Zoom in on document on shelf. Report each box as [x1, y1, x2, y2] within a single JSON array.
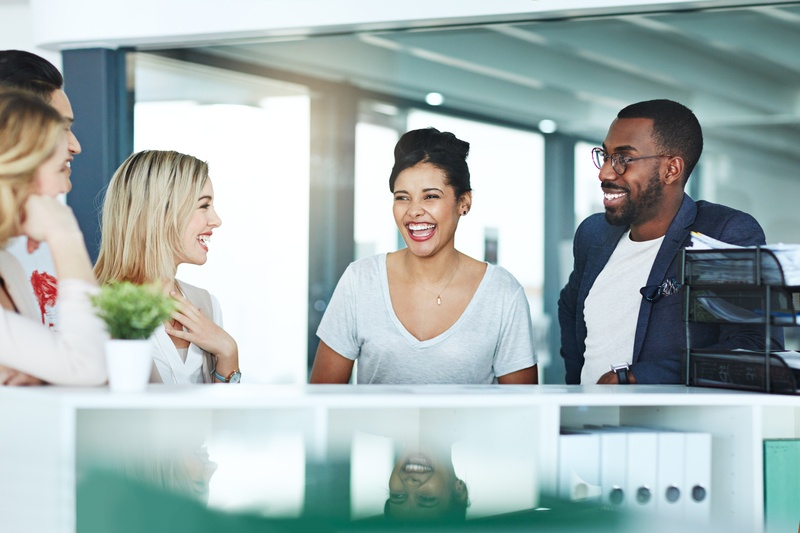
[[689, 232, 800, 286], [727, 350, 800, 372], [763, 243, 800, 286], [773, 351, 800, 371], [687, 232, 744, 250], [696, 295, 763, 323]]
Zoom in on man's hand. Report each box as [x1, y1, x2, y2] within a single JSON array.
[[596, 369, 637, 384]]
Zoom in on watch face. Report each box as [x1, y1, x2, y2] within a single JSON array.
[[229, 371, 241, 384]]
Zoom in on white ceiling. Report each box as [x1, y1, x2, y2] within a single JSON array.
[[175, 3, 800, 166]]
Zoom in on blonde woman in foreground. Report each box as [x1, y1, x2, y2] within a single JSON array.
[[0, 89, 107, 385], [94, 150, 239, 384]]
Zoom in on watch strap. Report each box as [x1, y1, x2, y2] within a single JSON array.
[[611, 363, 631, 385], [214, 369, 240, 383]]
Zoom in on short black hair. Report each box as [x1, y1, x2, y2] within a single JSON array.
[[0, 50, 64, 102], [617, 99, 703, 183], [389, 127, 472, 199]]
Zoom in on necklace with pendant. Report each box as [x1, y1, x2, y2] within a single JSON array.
[[404, 251, 460, 305]]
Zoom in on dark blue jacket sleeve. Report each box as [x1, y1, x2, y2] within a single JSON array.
[[558, 221, 589, 385]]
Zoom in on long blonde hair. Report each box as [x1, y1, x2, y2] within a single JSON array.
[[94, 150, 209, 285], [0, 89, 65, 246]]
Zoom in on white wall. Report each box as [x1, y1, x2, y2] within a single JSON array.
[[700, 146, 800, 245], [0, 1, 59, 68]]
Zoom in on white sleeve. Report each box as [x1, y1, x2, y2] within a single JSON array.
[[492, 276, 538, 377], [315, 263, 360, 360], [0, 279, 108, 385]]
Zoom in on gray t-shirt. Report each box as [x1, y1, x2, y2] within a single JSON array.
[[316, 254, 537, 384]]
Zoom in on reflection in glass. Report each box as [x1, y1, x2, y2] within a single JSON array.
[[120, 438, 217, 504], [386, 444, 469, 522], [74, 406, 669, 530], [341, 408, 540, 521], [77, 410, 217, 505]]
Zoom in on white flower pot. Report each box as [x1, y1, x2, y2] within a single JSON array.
[[105, 339, 152, 392]]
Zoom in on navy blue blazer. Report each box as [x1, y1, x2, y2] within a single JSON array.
[[558, 193, 783, 384]]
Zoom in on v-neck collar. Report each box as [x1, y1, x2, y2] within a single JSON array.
[[378, 253, 494, 347]]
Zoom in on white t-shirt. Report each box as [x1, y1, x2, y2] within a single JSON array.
[[5, 237, 59, 329], [317, 254, 537, 384], [581, 231, 664, 384]]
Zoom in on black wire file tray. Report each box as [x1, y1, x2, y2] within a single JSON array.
[[682, 247, 800, 394]]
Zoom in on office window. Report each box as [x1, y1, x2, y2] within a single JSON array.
[[408, 111, 545, 313], [354, 121, 400, 259], [133, 53, 310, 385], [574, 140, 603, 228]]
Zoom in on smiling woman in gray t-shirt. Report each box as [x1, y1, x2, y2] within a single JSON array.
[[309, 127, 537, 385]]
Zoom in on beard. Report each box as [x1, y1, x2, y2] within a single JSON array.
[[603, 168, 664, 227]]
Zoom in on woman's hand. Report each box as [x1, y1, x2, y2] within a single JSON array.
[[165, 291, 239, 377], [20, 195, 81, 244], [20, 195, 95, 284], [0, 364, 46, 386]]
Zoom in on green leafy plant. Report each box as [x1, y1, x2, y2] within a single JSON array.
[[91, 281, 176, 340]]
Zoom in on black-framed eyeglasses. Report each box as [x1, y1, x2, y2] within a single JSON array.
[[591, 147, 671, 175]]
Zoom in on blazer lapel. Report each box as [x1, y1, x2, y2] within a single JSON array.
[[632, 194, 697, 361]]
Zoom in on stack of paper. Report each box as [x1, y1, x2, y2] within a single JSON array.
[[688, 232, 800, 286]]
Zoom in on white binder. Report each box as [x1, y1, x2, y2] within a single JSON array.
[[683, 432, 712, 522], [558, 429, 601, 502], [597, 429, 628, 509], [625, 430, 659, 514], [656, 431, 685, 518]]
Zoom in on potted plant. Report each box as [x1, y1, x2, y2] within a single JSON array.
[[91, 281, 176, 391]]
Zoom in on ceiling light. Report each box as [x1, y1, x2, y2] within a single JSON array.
[[538, 119, 558, 134], [425, 92, 444, 106]]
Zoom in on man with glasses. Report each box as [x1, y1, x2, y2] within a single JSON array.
[[558, 99, 779, 385]]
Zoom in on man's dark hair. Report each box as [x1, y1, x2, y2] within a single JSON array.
[[617, 99, 703, 183], [0, 50, 64, 102]]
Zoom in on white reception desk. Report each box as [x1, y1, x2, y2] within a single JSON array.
[[0, 384, 797, 532]]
